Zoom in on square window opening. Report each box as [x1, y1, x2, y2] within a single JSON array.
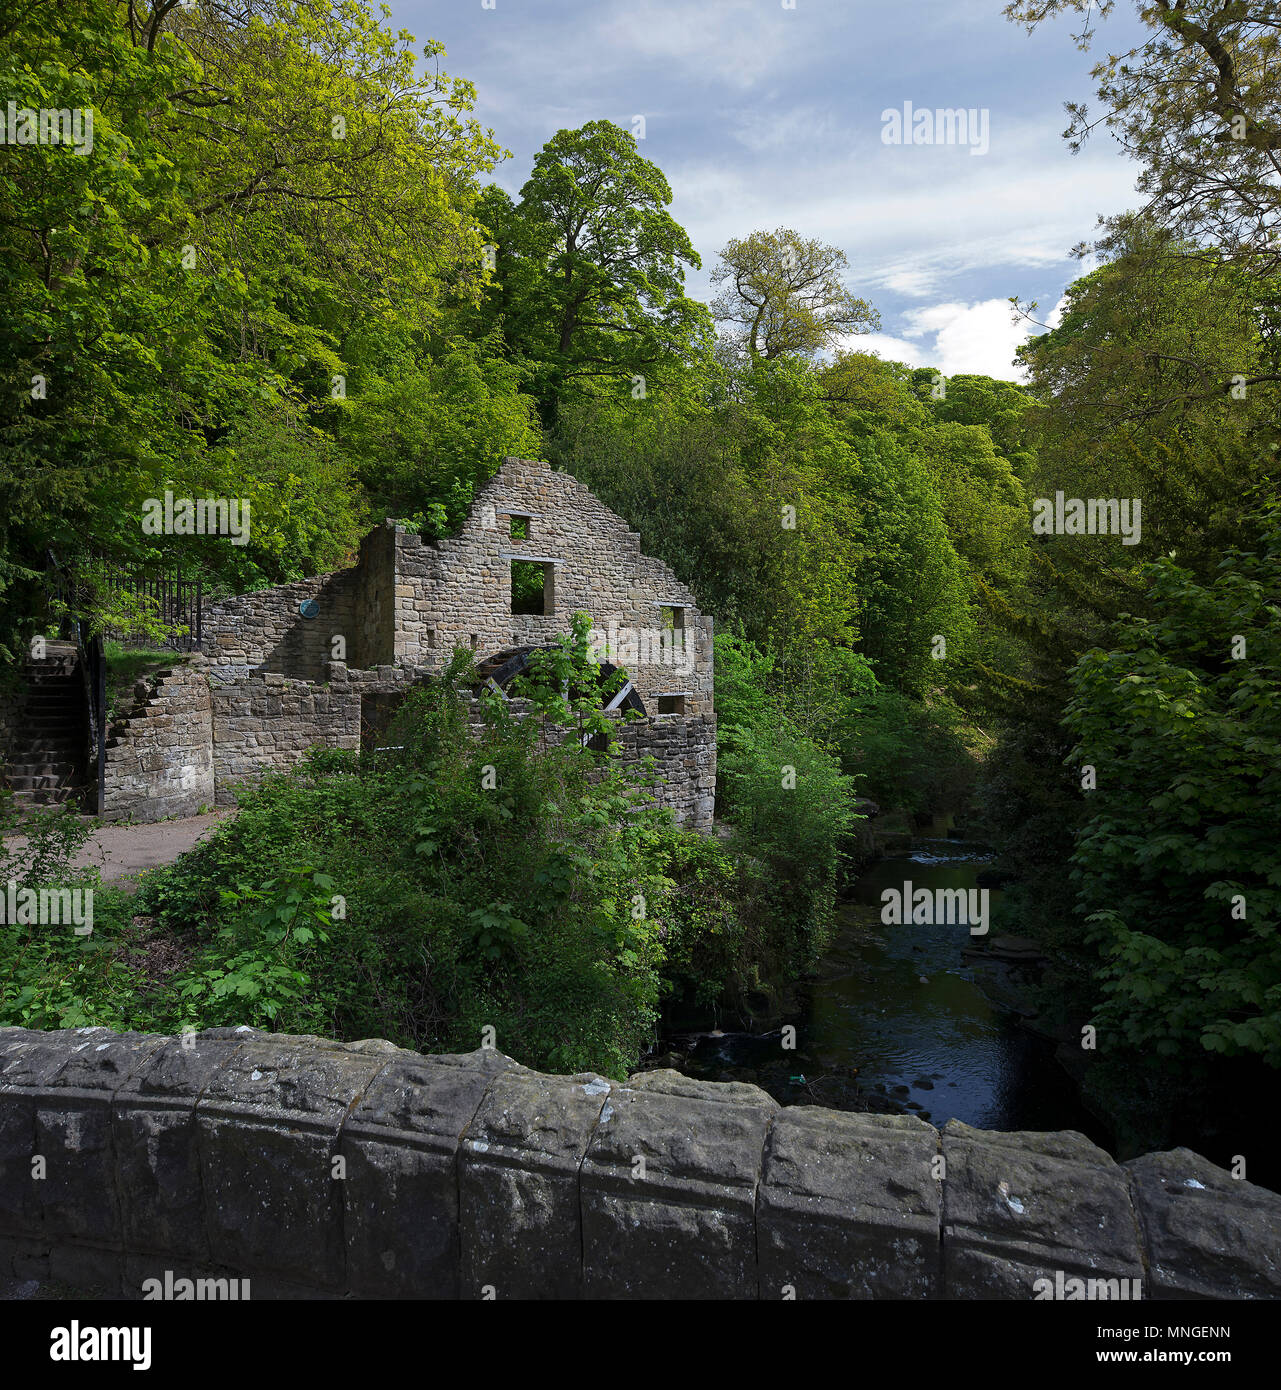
[[660, 605, 685, 631], [510, 514, 531, 542], [511, 559, 554, 616], [657, 694, 686, 715]]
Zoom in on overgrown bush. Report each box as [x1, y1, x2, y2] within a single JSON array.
[[712, 634, 860, 974], [0, 797, 138, 1028]]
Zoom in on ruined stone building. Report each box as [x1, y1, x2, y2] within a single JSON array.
[[11, 458, 715, 828]]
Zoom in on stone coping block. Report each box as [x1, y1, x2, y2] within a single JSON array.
[[34, 1031, 169, 1249], [581, 1070, 777, 1300], [0, 1027, 97, 1240], [112, 1032, 252, 1267], [193, 1036, 391, 1288], [1125, 1149, 1281, 1300], [459, 1069, 612, 1299], [759, 1107, 942, 1300], [341, 1048, 521, 1298], [942, 1120, 1144, 1299]]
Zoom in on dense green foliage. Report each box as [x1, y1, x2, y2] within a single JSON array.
[[1, 629, 852, 1071], [977, 0, 1281, 1151], [1064, 517, 1281, 1066]]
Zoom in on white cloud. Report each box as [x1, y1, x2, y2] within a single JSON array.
[[1044, 291, 1071, 330], [671, 140, 1138, 306], [902, 299, 1031, 379], [847, 331, 930, 366], [838, 300, 1033, 379], [880, 267, 943, 298]]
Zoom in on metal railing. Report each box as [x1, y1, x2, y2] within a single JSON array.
[[98, 567, 204, 651]]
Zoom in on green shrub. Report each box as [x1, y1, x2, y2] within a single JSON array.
[[712, 633, 860, 975], [0, 797, 141, 1029]]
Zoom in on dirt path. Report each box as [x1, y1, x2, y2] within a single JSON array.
[[2, 809, 234, 888]]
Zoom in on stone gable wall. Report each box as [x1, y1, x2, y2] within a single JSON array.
[[1, 1025, 1276, 1301], [391, 459, 714, 719]]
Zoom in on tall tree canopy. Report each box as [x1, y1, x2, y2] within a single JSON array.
[[0, 0, 508, 657], [710, 228, 879, 361], [477, 120, 712, 421], [1006, 0, 1281, 266]]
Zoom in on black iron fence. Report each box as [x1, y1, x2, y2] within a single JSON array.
[[98, 568, 204, 651]]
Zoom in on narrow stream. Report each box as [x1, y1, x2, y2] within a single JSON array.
[[662, 839, 1111, 1145]]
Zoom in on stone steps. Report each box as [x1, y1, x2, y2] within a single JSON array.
[[3, 644, 89, 811]]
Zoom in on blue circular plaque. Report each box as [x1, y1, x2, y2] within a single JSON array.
[[298, 598, 320, 619]]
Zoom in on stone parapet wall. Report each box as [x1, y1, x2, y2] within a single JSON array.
[[0, 1027, 1276, 1301], [101, 661, 214, 823]]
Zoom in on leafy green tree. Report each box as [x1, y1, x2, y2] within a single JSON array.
[[710, 228, 879, 361], [846, 431, 973, 694], [923, 373, 1039, 473], [1006, 0, 1281, 266], [337, 345, 542, 534], [817, 351, 931, 437], [913, 420, 1028, 591], [1064, 508, 1281, 1069], [477, 121, 713, 420], [0, 0, 504, 653]]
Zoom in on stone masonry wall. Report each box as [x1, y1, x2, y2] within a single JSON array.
[[196, 460, 713, 722], [200, 564, 376, 686], [615, 713, 717, 830], [101, 660, 214, 822], [0, 1026, 1276, 1300], [210, 673, 361, 798], [462, 699, 716, 831]]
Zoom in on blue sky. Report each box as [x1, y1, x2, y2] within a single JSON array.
[[388, 0, 1149, 380]]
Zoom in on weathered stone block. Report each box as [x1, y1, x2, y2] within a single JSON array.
[[33, 1029, 167, 1248], [459, 1069, 609, 1298], [341, 1048, 517, 1297], [758, 1106, 942, 1299], [581, 1070, 776, 1299], [941, 1120, 1143, 1299], [112, 1033, 248, 1263], [0, 1027, 78, 1238], [194, 1039, 387, 1288], [1125, 1148, 1281, 1299]]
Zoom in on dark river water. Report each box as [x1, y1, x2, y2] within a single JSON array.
[[663, 839, 1111, 1145]]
